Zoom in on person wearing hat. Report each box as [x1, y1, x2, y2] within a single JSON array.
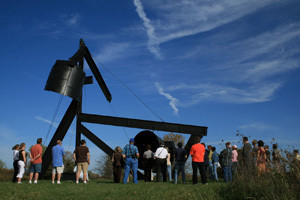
[[231, 145, 238, 178], [154, 142, 168, 182], [122, 138, 139, 184]]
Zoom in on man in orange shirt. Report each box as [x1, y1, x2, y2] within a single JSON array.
[[190, 136, 207, 184], [29, 138, 43, 184]]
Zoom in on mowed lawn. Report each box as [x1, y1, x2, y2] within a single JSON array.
[[0, 180, 227, 200]]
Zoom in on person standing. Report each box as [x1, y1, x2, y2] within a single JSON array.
[[211, 147, 219, 181], [52, 140, 65, 184], [190, 137, 207, 184], [242, 137, 252, 172], [165, 147, 172, 182], [143, 145, 154, 182], [231, 145, 238, 177], [174, 142, 187, 184], [154, 142, 168, 182], [207, 145, 213, 180], [16, 143, 26, 184], [73, 139, 90, 184], [272, 144, 281, 171], [251, 140, 258, 170], [29, 138, 43, 184], [12, 144, 19, 183], [221, 142, 233, 183], [123, 138, 139, 184], [111, 146, 124, 183], [256, 140, 266, 175]]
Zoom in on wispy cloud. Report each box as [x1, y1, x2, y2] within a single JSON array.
[[143, 0, 273, 44], [238, 122, 276, 131], [133, 0, 162, 59], [34, 116, 75, 134], [95, 43, 132, 63], [66, 14, 80, 26], [155, 82, 179, 115]]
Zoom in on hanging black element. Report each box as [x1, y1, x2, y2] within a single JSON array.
[[45, 60, 86, 101], [41, 39, 208, 179]]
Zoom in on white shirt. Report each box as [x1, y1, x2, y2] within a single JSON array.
[[13, 150, 19, 161], [154, 147, 168, 159]]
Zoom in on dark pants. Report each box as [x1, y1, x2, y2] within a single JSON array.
[[113, 165, 122, 183], [13, 160, 18, 183], [144, 158, 153, 182], [155, 158, 167, 182], [192, 162, 207, 184]]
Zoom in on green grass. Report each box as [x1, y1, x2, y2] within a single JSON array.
[[0, 180, 227, 200]]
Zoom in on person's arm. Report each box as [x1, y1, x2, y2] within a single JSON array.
[[73, 153, 76, 162], [87, 153, 90, 164], [136, 153, 140, 159], [22, 151, 26, 165]]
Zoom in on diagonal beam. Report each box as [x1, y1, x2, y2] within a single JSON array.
[[41, 100, 78, 176], [80, 124, 114, 156], [83, 46, 112, 102], [79, 113, 207, 136]]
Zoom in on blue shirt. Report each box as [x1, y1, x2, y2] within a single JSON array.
[[212, 151, 219, 163], [175, 147, 186, 162], [52, 144, 65, 167], [123, 144, 139, 158]]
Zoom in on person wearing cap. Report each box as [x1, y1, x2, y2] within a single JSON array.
[[122, 138, 139, 184], [154, 142, 168, 182], [231, 145, 238, 178]]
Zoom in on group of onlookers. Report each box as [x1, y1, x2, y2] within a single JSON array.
[[12, 136, 299, 184], [12, 138, 90, 184], [12, 138, 43, 184]]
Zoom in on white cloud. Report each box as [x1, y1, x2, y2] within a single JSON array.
[[95, 43, 131, 63], [238, 122, 276, 131], [133, 0, 162, 59], [155, 82, 179, 115], [66, 14, 80, 26], [167, 82, 281, 105], [143, 0, 274, 44]]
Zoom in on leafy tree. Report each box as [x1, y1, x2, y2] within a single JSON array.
[[0, 159, 7, 170], [163, 132, 186, 146], [94, 154, 113, 179], [64, 151, 75, 173]]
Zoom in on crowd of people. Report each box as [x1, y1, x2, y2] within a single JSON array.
[[11, 136, 300, 184]]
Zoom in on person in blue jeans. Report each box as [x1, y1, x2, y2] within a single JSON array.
[[122, 138, 139, 184], [220, 142, 232, 183], [211, 146, 219, 181], [174, 142, 187, 184]]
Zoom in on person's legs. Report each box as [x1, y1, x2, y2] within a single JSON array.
[[223, 166, 228, 183], [132, 159, 138, 184], [228, 165, 232, 182], [180, 163, 186, 184], [167, 165, 172, 182], [192, 162, 198, 184], [213, 163, 218, 181], [199, 162, 207, 184], [76, 163, 83, 182], [83, 162, 88, 183], [52, 168, 56, 182], [209, 161, 214, 180], [13, 160, 18, 183], [162, 160, 167, 182], [174, 162, 178, 183], [123, 159, 130, 183], [156, 159, 162, 182], [17, 161, 25, 183]]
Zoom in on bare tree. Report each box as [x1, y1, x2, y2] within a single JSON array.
[[163, 132, 185, 145]]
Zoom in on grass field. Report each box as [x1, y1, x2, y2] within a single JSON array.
[[0, 180, 227, 200]]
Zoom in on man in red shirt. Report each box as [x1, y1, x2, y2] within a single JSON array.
[[29, 138, 43, 184], [190, 136, 207, 184]]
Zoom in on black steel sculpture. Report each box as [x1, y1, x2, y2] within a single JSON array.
[[41, 39, 208, 176]]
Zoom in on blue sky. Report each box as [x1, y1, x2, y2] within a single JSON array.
[[1, 0, 300, 170]]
